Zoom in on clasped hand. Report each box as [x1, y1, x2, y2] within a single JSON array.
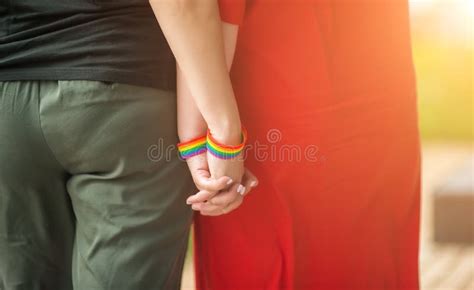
[[185, 151, 258, 216]]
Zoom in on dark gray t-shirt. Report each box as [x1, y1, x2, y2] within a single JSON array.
[[0, 0, 176, 90]]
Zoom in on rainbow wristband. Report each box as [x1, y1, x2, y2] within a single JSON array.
[[207, 127, 248, 160], [177, 136, 207, 160]]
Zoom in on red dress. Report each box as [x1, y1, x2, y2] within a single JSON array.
[[194, 1, 421, 289]]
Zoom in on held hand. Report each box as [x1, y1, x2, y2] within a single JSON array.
[[183, 127, 255, 216], [187, 168, 259, 216], [185, 154, 233, 194], [185, 152, 247, 215], [207, 150, 244, 185]]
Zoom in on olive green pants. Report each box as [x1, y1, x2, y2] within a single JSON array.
[[0, 81, 194, 290]]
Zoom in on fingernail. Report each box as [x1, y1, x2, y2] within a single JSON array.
[[226, 178, 233, 185], [237, 184, 244, 194], [250, 181, 257, 187], [192, 204, 201, 211]]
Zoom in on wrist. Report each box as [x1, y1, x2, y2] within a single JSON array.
[[178, 125, 207, 143], [177, 135, 207, 160], [206, 126, 247, 160], [208, 119, 242, 146]]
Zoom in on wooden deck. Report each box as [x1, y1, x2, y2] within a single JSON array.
[[181, 143, 474, 290], [419, 144, 473, 290]]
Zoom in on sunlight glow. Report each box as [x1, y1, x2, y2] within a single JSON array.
[[409, 0, 437, 14], [410, 0, 473, 46]]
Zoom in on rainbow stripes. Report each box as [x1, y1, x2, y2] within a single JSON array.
[[177, 127, 248, 160], [207, 127, 247, 160], [177, 136, 207, 160]]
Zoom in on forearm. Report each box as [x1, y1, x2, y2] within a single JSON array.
[[177, 65, 207, 141], [177, 21, 240, 142], [150, 0, 241, 144]]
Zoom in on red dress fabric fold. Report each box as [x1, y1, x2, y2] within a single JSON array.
[[195, 1, 421, 289]]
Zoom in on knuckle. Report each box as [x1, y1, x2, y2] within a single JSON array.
[[199, 184, 212, 191], [209, 199, 222, 206], [195, 182, 206, 191], [214, 204, 226, 212], [223, 200, 233, 208]]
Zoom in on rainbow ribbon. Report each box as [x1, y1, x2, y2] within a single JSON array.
[[177, 136, 207, 160], [207, 127, 248, 159]]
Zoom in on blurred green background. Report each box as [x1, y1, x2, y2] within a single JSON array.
[[410, 0, 473, 141]]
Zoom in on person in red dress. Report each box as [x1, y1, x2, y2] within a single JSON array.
[[188, 1, 421, 289]]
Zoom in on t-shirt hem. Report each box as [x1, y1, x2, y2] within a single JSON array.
[[0, 68, 176, 91]]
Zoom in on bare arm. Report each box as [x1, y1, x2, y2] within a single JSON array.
[[177, 22, 239, 141], [176, 22, 258, 216], [150, 0, 241, 145]]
